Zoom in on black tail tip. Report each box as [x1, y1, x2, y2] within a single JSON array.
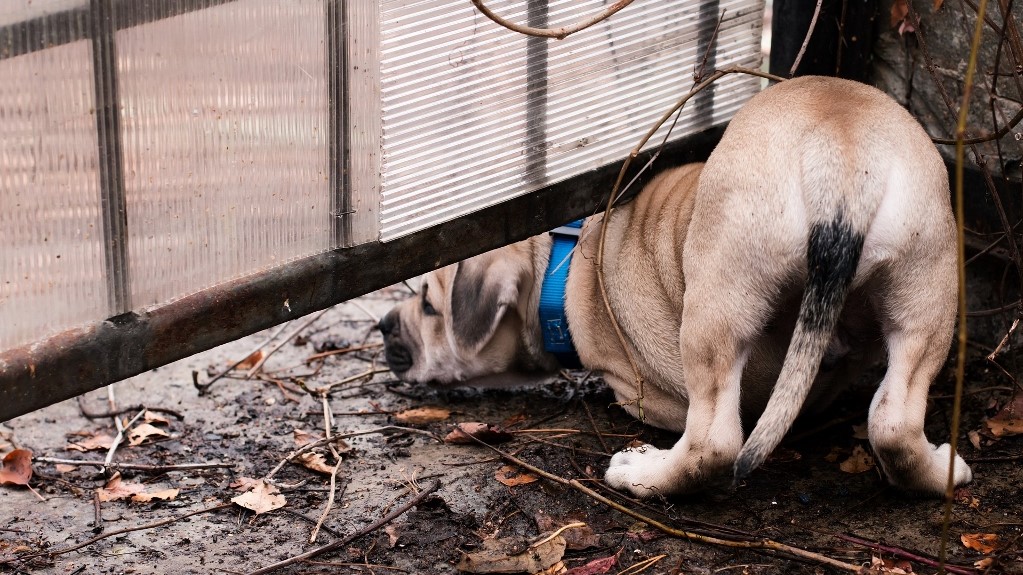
[[732, 452, 758, 485]]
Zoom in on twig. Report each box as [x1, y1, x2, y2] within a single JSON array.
[[459, 433, 863, 572], [470, 0, 636, 40], [77, 399, 184, 421], [3, 503, 232, 565], [931, 106, 1023, 145], [619, 554, 667, 575], [35, 457, 237, 473], [967, 300, 1021, 317], [92, 491, 103, 533], [582, 401, 611, 454], [694, 10, 726, 83], [305, 343, 382, 363], [834, 534, 978, 575], [193, 320, 292, 394], [789, 0, 824, 76], [104, 409, 145, 470], [244, 480, 440, 575], [282, 508, 343, 538], [310, 459, 344, 543], [986, 317, 1020, 360], [264, 426, 440, 482], [246, 309, 330, 379]]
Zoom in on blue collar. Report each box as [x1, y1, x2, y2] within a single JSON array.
[[538, 220, 583, 369]]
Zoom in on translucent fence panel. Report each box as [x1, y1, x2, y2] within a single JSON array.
[[0, 3, 106, 350], [117, 0, 330, 308], [375, 0, 764, 239]]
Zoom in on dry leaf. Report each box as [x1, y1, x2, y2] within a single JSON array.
[[985, 394, 1023, 437], [968, 429, 982, 450], [66, 433, 115, 452], [293, 429, 321, 447], [565, 553, 619, 575], [0, 449, 33, 486], [851, 423, 869, 440], [97, 472, 145, 502], [870, 556, 913, 573], [890, 0, 916, 34], [961, 533, 1001, 554], [444, 422, 513, 445], [142, 410, 170, 425], [131, 488, 180, 503], [295, 452, 337, 475], [235, 350, 264, 370], [394, 406, 451, 425], [974, 558, 994, 569], [457, 534, 566, 573], [839, 444, 875, 474], [229, 476, 261, 491], [385, 524, 401, 548], [954, 487, 980, 509], [231, 480, 286, 515], [54, 464, 76, 474], [934, 0, 944, 10], [535, 513, 601, 550], [127, 423, 169, 446], [495, 465, 538, 487]]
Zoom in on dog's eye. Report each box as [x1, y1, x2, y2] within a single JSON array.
[[422, 298, 439, 316]]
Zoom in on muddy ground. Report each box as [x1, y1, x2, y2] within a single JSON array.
[[1, 282, 1022, 575]]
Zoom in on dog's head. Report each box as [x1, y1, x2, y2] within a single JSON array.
[[378, 242, 549, 385]]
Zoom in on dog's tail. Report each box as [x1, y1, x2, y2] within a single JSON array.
[[733, 210, 866, 483]]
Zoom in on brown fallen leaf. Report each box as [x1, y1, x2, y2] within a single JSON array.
[[954, 487, 980, 509], [535, 512, 601, 550], [394, 406, 451, 425], [142, 410, 171, 426], [839, 444, 875, 474], [97, 472, 146, 502], [294, 429, 321, 447], [851, 423, 869, 440], [231, 480, 286, 515], [968, 429, 982, 450], [870, 555, 914, 573], [127, 423, 169, 446], [385, 524, 401, 548], [985, 394, 1023, 437], [0, 449, 33, 486], [445, 422, 513, 445], [229, 476, 261, 491], [457, 534, 566, 573], [495, 464, 538, 487], [66, 432, 115, 452], [565, 552, 619, 575], [961, 533, 1001, 554], [295, 452, 338, 475], [235, 349, 265, 370], [131, 488, 180, 503], [890, 0, 916, 35], [54, 464, 76, 474]]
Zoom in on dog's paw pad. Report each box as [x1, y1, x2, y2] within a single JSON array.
[[605, 444, 668, 499]]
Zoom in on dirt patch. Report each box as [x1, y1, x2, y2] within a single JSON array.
[[1, 284, 1022, 574]]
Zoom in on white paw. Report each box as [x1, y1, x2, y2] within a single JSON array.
[[933, 443, 973, 486], [604, 444, 671, 499]]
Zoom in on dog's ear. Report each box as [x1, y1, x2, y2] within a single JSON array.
[[448, 259, 520, 355]]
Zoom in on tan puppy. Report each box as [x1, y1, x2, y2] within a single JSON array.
[[378, 76, 973, 497]]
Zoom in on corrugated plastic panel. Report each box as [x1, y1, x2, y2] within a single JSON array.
[[0, 3, 106, 350], [376, 0, 764, 240], [116, 0, 330, 307]]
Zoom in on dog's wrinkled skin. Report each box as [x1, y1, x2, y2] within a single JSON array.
[[379, 76, 973, 498]]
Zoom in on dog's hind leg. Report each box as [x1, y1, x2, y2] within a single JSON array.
[[867, 252, 972, 494], [605, 229, 787, 498]]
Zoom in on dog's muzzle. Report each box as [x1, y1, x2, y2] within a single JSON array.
[[378, 310, 413, 374]]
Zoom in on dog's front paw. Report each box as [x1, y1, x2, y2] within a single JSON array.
[[604, 444, 672, 499]]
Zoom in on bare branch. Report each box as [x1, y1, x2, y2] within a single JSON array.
[[470, 0, 636, 40]]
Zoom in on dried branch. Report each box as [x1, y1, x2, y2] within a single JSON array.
[[789, 0, 824, 76], [931, 105, 1023, 145], [457, 433, 863, 572], [244, 480, 440, 575], [309, 459, 344, 543], [470, 0, 636, 40], [834, 534, 979, 575]]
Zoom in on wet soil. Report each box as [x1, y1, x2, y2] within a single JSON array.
[[1, 284, 1022, 574]]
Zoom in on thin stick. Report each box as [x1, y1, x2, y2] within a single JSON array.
[[619, 554, 667, 575], [246, 309, 330, 378], [943, 0, 991, 568], [35, 457, 236, 473], [104, 409, 145, 469], [282, 508, 343, 538], [458, 432, 862, 572], [789, 0, 824, 76], [244, 480, 440, 575], [194, 320, 292, 394], [834, 534, 978, 575], [4, 503, 232, 564], [986, 316, 1019, 360], [470, 0, 636, 40], [310, 459, 344, 544], [264, 426, 439, 482], [582, 401, 611, 454], [305, 343, 382, 363], [92, 492, 103, 533], [77, 400, 184, 421]]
